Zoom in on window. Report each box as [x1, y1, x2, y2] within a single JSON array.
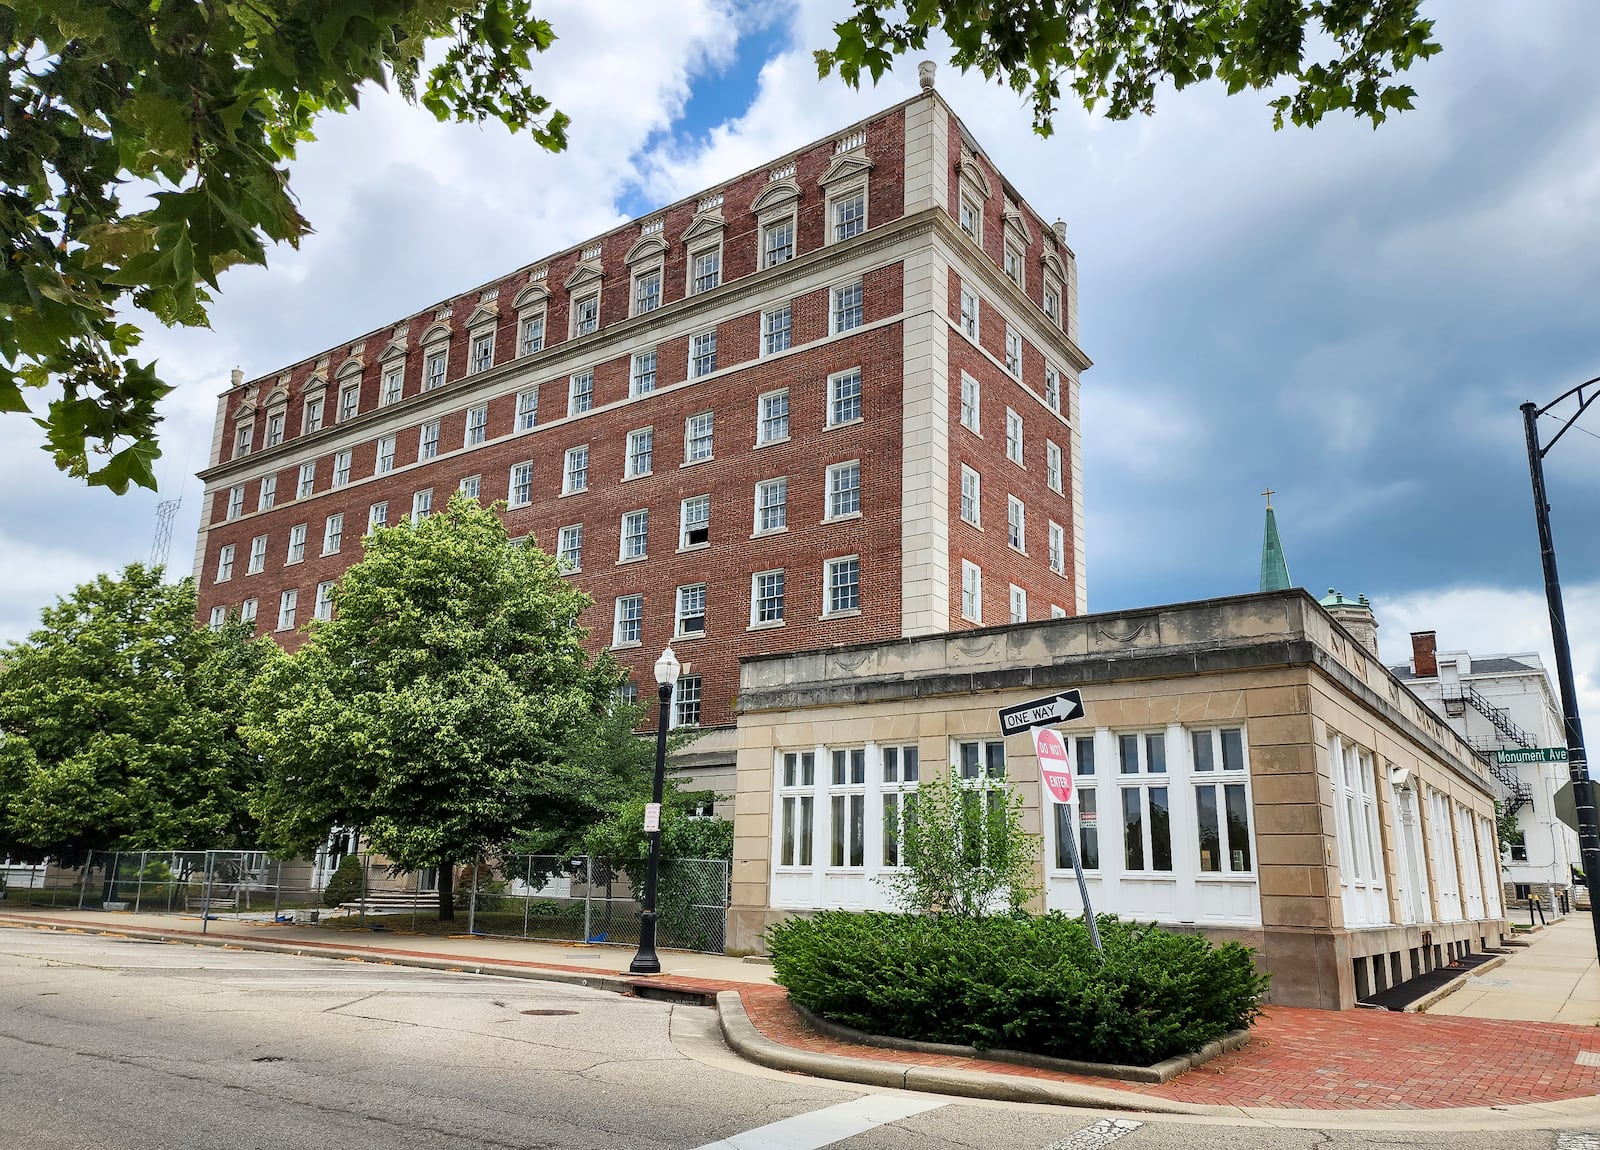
[[1007, 496, 1025, 551], [758, 389, 789, 444], [959, 285, 979, 341], [1192, 728, 1252, 874], [690, 330, 717, 377], [1333, 735, 1389, 926], [613, 594, 643, 646], [620, 509, 648, 560], [338, 385, 359, 423], [1051, 604, 1067, 619], [675, 583, 706, 637], [424, 350, 446, 391], [960, 467, 981, 525], [459, 475, 480, 500], [467, 332, 494, 376], [630, 351, 657, 397], [1118, 730, 1172, 873], [509, 461, 534, 507], [751, 570, 785, 626], [226, 485, 244, 520], [680, 495, 710, 548], [332, 450, 351, 488], [572, 293, 599, 337], [240, 598, 257, 625], [959, 197, 981, 238], [1005, 409, 1023, 465], [563, 446, 588, 494], [322, 513, 343, 556], [957, 739, 1007, 785], [691, 248, 721, 294], [633, 269, 661, 316], [1044, 284, 1062, 325], [516, 388, 539, 431], [826, 460, 861, 519], [960, 373, 980, 433], [761, 306, 791, 356], [276, 589, 298, 631], [824, 555, 860, 614], [258, 475, 276, 511], [381, 368, 403, 407], [370, 436, 392, 475], [215, 544, 235, 582], [1046, 440, 1062, 494], [618, 681, 639, 706], [1051, 737, 1100, 871], [829, 747, 868, 867], [419, 420, 440, 461], [266, 412, 285, 447], [684, 411, 714, 463], [831, 281, 863, 333], [832, 190, 865, 242], [1004, 243, 1023, 287], [1005, 327, 1023, 378], [1009, 584, 1027, 623], [304, 396, 324, 433], [778, 751, 817, 867], [827, 368, 861, 426], [287, 523, 307, 564], [1048, 521, 1066, 575], [755, 477, 787, 533], [568, 370, 593, 415], [518, 313, 545, 356], [625, 428, 653, 478], [247, 535, 267, 575], [752, 214, 790, 265], [961, 560, 982, 622], [235, 424, 252, 458], [1044, 365, 1061, 413], [882, 745, 920, 867], [465, 404, 487, 446], [210, 608, 228, 634], [673, 674, 702, 727], [556, 524, 582, 572], [310, 580, 335, 622], [412, 488, 432, 520], [368, 502, 387, 531]]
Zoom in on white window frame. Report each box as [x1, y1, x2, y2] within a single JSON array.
[[380, 367, 403, 407], [959, 466, 981, 526], [828, 746, 869, 869], [1005, 408, 1023, 465], [823, 554, 861, 616], [690, 329, 717, 378], [367, 502, 388, 532], [830, 280, 864, 334], [571, 292, 600, 338], [827, 368, 862, 427], [961, 560, 982, 622], [1009, 583, 1027, 624], [684, 411, 714, 464], [508, 461, 534, 508], [632, 267, 662, 317], [1004, 241, 1024, 289], [515, 388, 538, 432], [265, 411, 285, 447], [297, 461, 315, 498], [613, 594, 643, 647], [1046, 440, 1063, 494], [518, 311, 546, 357], [777, 750, 817, 868], [619, 509, 648, 561], [881, 744, 921, 868], [1190, 727, 1254, 876], [215, 544, 235, 583], [332, 449, 351, 488], [226, 485, 244, 521], [247, 534, 267, 575], [828, 185, 867, 244], [761, 216, 796, 268], [679, 495, 710, 549], [625, 427, 653, 479], [1048, 521, 1066, 575], [1007, 495, 1025, 552], [1005, 327, 1023, 379], [630, 350, 657, 397], [286, 523, 307, 564], [761, 305, 792, 356], [276, 589, 298, 632], [689, 246, 722, 295], [556, 524, 582, 572], [959, 196, 982, 240], [960, 372, 980, 434], [959, 285, 979, 342], [303, 395, 324, 434], [235, 423, 252, 458], [376, 435, 396, 474], [757, 389, 789, 445], [411, 488, 432, 520], [459, 474, 481, 500], [423, 348, 447, 391], [337, 384, 359, 423], [469, 330, 495, 375], [314, 580, 335, 622], [568, 370, 593, 415], [675, 582, 707, 638], [563, 445, 588, 494], [754, 477, 787, 535], [673, 673, 702, 728], [1116, 730, 1174, 875], [825, 460, 861, 521], [1044, 365, 1061, 413], [240, 598, 258, 625], [750, 569, 785, 628], [322, 512, 343, 556], [1331, 735, 1390, 927], [465, 404, 488, 446], [419, 420, 440, 462], [258, 475, 276, 511]]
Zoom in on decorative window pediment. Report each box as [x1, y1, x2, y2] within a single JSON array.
[[302, 369, 329, 397], [336, 355, 363, 382], [681, 211, 726, 248], [1003, 202, 1033, 247], [564, 261, 603, 291], [512, 281, 549, 311], [264, 385, 288, 411], [420, 320, 452, 346], [465, 302, 499, 330], [751, 179, 801, 215], [818, 153, 872, 189], [379, 338, 408, 364], [625, 234, 668, 266], [1040, 248, 1068, 281], [956, 153, 992, 199]]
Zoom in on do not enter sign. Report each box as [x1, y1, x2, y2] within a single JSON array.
[[1033, 727, 1074, 805]]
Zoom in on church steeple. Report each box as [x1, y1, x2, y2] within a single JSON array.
[[1259, 488, 1292, 592]]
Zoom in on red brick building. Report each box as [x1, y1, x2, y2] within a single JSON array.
[[193, 75, 1091, 791]]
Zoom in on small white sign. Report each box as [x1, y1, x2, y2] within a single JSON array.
[[643, 802, 661, 833]]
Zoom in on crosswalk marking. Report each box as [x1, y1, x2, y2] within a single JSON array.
[[1556, 1133, 1600, 1150], [691, 1094, 948, 1150], [1045, 1118, 1144, 1150]]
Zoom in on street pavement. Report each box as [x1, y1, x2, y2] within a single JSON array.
[[1427, 914, 1600, 1024]]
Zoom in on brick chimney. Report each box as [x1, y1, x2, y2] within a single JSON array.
[[1411, 631, 1438, 678]]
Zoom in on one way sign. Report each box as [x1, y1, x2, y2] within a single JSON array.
[[997, 690, 1085, 737]]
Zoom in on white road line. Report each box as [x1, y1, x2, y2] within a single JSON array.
[[1045, 1118, 1144, 1150], [1556, 1133, 1600, 1150], [691, 1094, 948, 1150]]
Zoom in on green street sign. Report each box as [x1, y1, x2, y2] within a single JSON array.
[[1495, 747, 1569, 765]]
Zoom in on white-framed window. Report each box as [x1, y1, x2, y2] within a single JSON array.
[[286, 523, 307, 564], [380, 368, 403, 407], [322, 513, 343, 556], [828, 746, 868, 868], [959, 466, 981, 526], [961, 560, 982, 622], [338, 385, 359, 423], [419, 420, 440, 461], [831, 281, 864, 333], [266, 412, 285, 447], [826, 460, 861, 519], [508, 461, 534, 507], [613, 594, 643, 646], [235, 424, 252, 458], [618, 681, 640, 707], [424, 349, 447, 391], [956, 739, 1008, 788], [568, 370, 593, 415], [332, 449, 351, 488], [314, 580, 335, 622], [620, 509, 648, 560], [625, 427, 653, 478], [1009, 583, 1027, 623], [690, 248, 721, 295], [824, 555, 860, 615], [690, 329, 717, 377], [367, 502, 387, 531], [1427, 786, 1463, 922], [258, 475, 276, 511], [1046, 440, 1063, 494], [675, 582, 707, 637], [1005, 327, 1023, 378], [1191, 727, 1252, 874], [680, 495, 710, 548], [1052, 735, 1100, 872], [1048, 521, 1066, 575], [572, 293, 599, 337], [831, 188, 866, 242], [518, 312, 545, 357], [1332, 735, 1389, 927], [1118, 731, 1173, 873], [459, 474, 480, 500], [633, 268, 662, 316], [563, 445, 588, 494], [959, 285, 979, 341], [755, 477, 787, 534], [960, 373, 980, 433], [630, 351, 657, 397], [247, 535, 267, 575], [959, 197, 981, 239], [304, 396, 324, 434], [778, 750, 817, 867], [297, 461, 316, 498], [763, 218, 795, 267], [240, 597, 258, 625], [556, 523, 582, 572], [882, 744, 921, 867], [465, 404, 488, 446], [827, 368, 861, 426], [376, 435, 396, 474], [210, 607, 228, 633], [1051, 604, 1067, 619], [751, 569, 785, 627], [469, 331, 495, 375], [276, 589, 298, 632], [1007, 496, 1025, 552], [411, 488, 432, 520], [226, 485, 244, 521], [1004, 242, 1024, 288], [761, 306, 792, 356], [515, 388, 538, 431], [1044, 365, 1061, 413], [215, 544, 235, 582], [684, 411, 714, 464], [673, 673, 702, 727], [1005, 409, 1023, 465], [758, 389, 789, 444], [1044, 282, 1062, 326]]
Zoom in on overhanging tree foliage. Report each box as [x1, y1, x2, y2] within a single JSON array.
[[0, 563, 267, 863], [241, 495, 621, 921]]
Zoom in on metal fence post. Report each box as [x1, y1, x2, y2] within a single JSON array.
[[200, 851, 214, 935], [133, 851, 147, 913], [76, 853, 90, 910], [522, 856, 533, 939], [358, 847, 369, 924], [467, 851, 480, 935], [273, 859, 283, 922]]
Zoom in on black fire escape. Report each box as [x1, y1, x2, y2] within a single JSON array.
[[1441, 682, 1535, 811]]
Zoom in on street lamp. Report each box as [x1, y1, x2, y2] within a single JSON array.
[[630, 645, 680, 975], [1522, 379, 1600, 961]]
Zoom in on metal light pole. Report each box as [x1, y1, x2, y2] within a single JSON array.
[[630, 646, 680, 975], [1522, 377, 1600, 961]]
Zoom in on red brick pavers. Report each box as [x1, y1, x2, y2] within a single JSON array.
[[738, 986, 1600, 1111]]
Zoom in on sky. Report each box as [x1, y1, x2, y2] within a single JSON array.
[[5, 0, 1599, 724]]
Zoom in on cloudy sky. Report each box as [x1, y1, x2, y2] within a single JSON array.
[[6, 0, 1599, 720]]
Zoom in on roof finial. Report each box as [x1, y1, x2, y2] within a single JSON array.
[[1261, 486, 1275, 510], [1259, 491, 1291, 592], [918, 60, 936, 90]]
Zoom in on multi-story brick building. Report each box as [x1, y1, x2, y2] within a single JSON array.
[[192, 70, 1090, 791]]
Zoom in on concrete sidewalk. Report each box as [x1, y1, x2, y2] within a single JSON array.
[[1427, 912, 1600, 1024]]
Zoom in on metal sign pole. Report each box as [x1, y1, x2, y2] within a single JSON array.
[[201, 852, 215, 935], [1061, 811, 1102, 952]]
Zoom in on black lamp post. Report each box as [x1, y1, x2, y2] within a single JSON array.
[[630, 645, 679, 975], [1521, 379, 1600, 963]]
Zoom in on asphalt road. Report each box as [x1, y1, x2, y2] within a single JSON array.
[[0, 929, 1594, 1150]]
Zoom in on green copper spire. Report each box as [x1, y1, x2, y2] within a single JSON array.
[[1259, 488, 1291, 592]]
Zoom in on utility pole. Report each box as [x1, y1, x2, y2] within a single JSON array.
[[1522, 376, 1600, 962]]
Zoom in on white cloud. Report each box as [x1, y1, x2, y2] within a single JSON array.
[[0, 533, 106, 645]]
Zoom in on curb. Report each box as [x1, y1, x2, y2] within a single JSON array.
[[1406, 952, 1513, 1014]]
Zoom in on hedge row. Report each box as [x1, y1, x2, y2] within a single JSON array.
[[768, 911, 1269, 1066]]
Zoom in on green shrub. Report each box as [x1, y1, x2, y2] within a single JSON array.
[[321, 856, 364, 908], [768, 910, 1269, 1066]]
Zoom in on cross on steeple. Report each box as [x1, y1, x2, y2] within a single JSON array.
[[1261, 487, 1275, 509]]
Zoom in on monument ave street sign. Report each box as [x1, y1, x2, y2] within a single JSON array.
[[1495, 748, 1569, 765]]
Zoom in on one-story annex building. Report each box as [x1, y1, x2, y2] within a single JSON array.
[[727, 588, 1507, 1011]]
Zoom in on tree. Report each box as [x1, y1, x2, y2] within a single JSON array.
[[0, 563, 266, 863], [880, 770, 1040, 916], [242, 495, 620, 921], [817, 0, 1442, 135], [3, 0, 569, 492]]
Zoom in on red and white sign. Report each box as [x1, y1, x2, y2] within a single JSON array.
[[1033, 727, 1075, 805]]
